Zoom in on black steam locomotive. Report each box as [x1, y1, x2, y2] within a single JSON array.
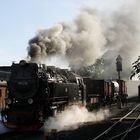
[[1, 60, 86, 130], [1, 60, 127, 130]]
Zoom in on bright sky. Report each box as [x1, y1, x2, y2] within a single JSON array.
[[0, 0, 128, 66]]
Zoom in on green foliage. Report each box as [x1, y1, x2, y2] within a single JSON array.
[[130, 56, 140, 79], [76, 58, 104, 79]]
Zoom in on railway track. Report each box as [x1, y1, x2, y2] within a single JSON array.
[[92, 103, 140, 140]]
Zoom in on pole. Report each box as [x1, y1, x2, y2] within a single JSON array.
[[118, 71, 120, 80]]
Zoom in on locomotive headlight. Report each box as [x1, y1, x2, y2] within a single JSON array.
[[6, 98, 12, 104], [28, 98, 33, 104]]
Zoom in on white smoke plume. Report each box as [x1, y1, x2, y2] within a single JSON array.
[[44, 105, 110, 132], [27, 0, 140, 79], [27, 9, 106, 69], [102, 0, 140, 79]]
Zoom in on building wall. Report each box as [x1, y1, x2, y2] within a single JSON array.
[[126, 80, 140, 97]]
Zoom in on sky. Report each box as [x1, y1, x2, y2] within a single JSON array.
[[0, 0, 131, 66]]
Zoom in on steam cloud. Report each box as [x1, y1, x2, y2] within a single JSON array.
[[27, 0, 140, 79], [102, 0, 140, 79], [27, 9, 106, 69], [44, 105, 110, 132]]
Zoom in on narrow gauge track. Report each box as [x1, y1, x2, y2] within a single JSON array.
[[92, 103, 140, 140]]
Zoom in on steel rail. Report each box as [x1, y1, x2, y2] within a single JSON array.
[[120, 113, 140, 140], [92, 103, 140, 140], [109, 123, 140, 140]]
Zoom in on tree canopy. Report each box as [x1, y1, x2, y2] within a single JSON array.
[[130, 56, 140, 79], [76, 58, 104, 79]]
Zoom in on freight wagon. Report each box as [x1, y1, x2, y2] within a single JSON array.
[[83, 78, 127, 109]]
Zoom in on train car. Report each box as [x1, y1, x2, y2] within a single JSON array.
[[83, 78, 112, 109], [117, 80, 127, 95], [1, 60, 85, 130], [0, 81, 7, 110], [106, 81, 115, 104], [83, 78, 127, 109]]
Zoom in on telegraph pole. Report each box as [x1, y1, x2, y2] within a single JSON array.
[[116, 55, 122, 80]]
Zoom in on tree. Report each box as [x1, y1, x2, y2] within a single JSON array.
[[76, 58, 104, 79], [130, 56, 140, 79]]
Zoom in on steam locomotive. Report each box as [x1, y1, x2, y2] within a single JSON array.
[[1, 60, 127, 130]]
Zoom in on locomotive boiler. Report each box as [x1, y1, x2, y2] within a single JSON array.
[[1, 60, 85, 130]]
